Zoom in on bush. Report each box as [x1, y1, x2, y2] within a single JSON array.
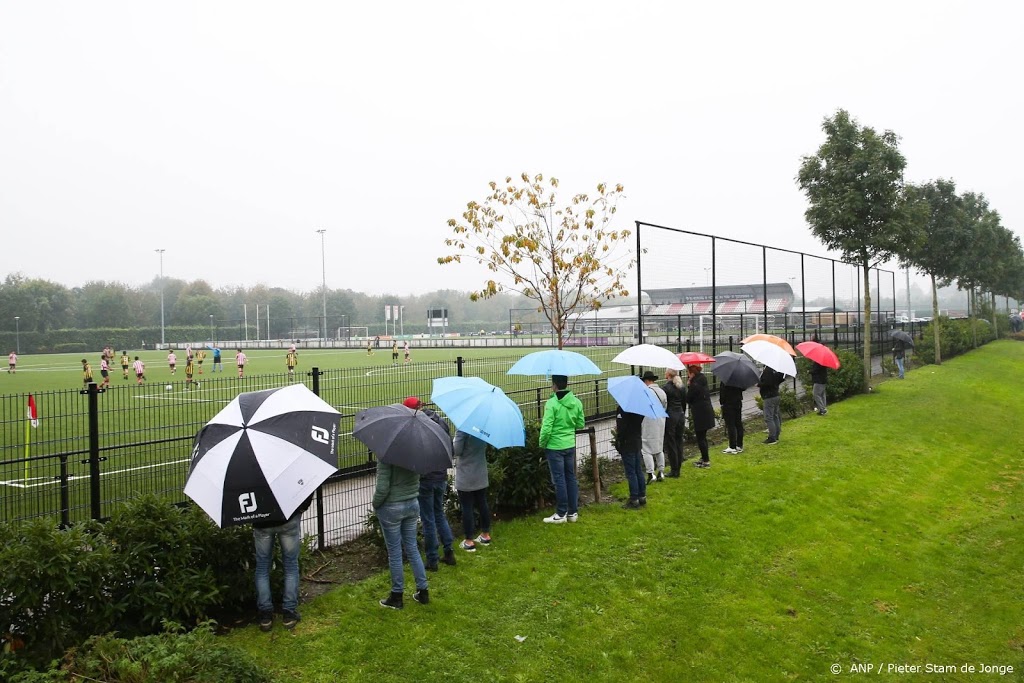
[[0, 497, 258, 665], [5, 623, 271, 683], [795, 350, 865, 401], [914, 316, 997, 365], [487, 421, 553, 511]]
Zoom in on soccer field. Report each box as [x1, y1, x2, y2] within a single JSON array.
[[0, 345, 633, 527]]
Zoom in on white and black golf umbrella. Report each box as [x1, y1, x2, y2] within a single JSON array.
[[184, 384, 340, 528]]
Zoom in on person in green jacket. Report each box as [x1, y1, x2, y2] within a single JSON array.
[[373, 461, 429, 609], [539, 374, 585, 524]]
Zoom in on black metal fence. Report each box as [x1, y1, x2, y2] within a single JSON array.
[[0, 350, 638, 547]]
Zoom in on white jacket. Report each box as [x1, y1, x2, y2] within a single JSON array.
[[641, 384, 667, 455]]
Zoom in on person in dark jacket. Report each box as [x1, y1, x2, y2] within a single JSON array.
[[758, 365, 785, 445], [809, 360, 828, 415], [662, 368, 687, 476], [253, 494, 313, 631], [686, 364, 716, 467], [404, 397, 456, 571], [719, 383, 745, 454], [615, 406, 646, 508], [892, 339, 906, 379]]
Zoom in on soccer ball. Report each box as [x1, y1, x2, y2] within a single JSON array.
[[165, 385, 173, 391], [194, 382, 200, 389]]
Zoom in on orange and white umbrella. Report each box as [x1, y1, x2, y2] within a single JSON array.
[[740, 333, 796, 356]]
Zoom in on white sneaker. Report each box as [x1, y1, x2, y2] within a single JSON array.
[[735, 447, 744, 453], [566, 513, 579, 523], [722, 447, 737, 454], [543, 513, 567, 524]]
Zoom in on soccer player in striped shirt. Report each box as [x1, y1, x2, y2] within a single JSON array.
[[120, 351, 131, 380], [286, 351, 298, 378], [99, 357, 111, 388], [185, 357, 196, 389], [133, 357, 145, 385], [167, 350, 177, 374], [236, 349, 247, 378], [82, 359, 93, 385], [196, 349, 206, 374]]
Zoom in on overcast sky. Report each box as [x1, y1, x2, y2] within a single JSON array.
[[2, 1, 1020, 297]]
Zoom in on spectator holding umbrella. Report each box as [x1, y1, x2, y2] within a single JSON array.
[[640, 371, 668, 482], [758, 365, 785, 445], [615, 405, 646, 508], [539, 375, 585, 524], [404, 397, 457, 572], [719, 382, 745, 454], [893, 338, 907, 379], [453, 429, 492, 552], [662, 368, 686, 476], [686, 364, 716, 467]]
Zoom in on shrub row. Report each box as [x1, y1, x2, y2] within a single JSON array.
[[912, 316, 997, 365], [0, 327, 213, 356], [0, 497, 259, 667]]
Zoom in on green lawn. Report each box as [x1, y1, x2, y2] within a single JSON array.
[[225, 341, 1024, 682]]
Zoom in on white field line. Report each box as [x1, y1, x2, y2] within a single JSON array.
[[1, 458, 191, 489]]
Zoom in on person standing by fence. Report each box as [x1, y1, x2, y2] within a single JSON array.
[[453, 429, 491, 552], [374, 458, 430, 610], [893, 339, 906, 380], [758, 365, 785, 445], [253, 495, 312, 632], [810, 360, 828, 415], [662, 368, 686, 476], [640, 371, 668, 482], [686, 364, 716, 467], [404, 397, 458, 569], [539, 374, 584, 524], [615, 406, 646, 509], [720, 382, 745, 454]]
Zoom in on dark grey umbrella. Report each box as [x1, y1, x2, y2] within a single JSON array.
[[711, 351, 760, 388], [353, 404, 453, 475], [890, 330, 915, 347]]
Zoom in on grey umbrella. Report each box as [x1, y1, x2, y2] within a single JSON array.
[[890, 330, 915, 347], [353, 404, 453, 475], [711, 351, 760, 388]]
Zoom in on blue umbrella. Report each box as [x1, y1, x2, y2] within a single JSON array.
[[430, 376, 525, 449], [507, 349, 602, 376], [607, 376, 669, 419]]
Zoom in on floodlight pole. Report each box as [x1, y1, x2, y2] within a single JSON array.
[[209, 314, 214, 342], [14, 316, 20, 355], [316, 229, 327, 346], [155, 249, 166, 346]]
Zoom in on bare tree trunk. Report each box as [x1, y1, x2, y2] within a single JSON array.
[[862, 261, 872, 388], [931, 273, 942, 365], [970, 287, 978, 348], [991, 291, 998, 337]]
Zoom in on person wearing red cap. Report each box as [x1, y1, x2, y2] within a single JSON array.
[[402, 397, 457, 571]]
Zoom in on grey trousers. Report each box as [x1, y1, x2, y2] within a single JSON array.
[[763, 396, 781, 441], [813, 383, 827, 414]]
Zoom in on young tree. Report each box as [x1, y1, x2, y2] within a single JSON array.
[[903, 180, 969, 364], [797, 110, 920, 385], [439, 173, 635, 349]]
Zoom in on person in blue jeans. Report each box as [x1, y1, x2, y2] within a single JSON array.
[[539, 375, 585, 524], [253, 495, 312, 632], [374, 460, 429, 609], [615, 406, 646, 508], [893, 339, 906, 379], [403, 396, 457, 571]]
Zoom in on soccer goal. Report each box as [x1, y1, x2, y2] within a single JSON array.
[[337, 326, 369, 340], [696, 315, 767, 350]]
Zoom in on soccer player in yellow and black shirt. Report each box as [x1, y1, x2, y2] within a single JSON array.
[[196, 349, 207, 374], [120, 351, 131, 380], [286, 351, 298, 378], [82, 359, 93, 385], [185, 357, 196, 389]]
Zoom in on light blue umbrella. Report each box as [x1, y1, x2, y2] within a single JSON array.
[[430, 376, 526, 449], [607, 376, 669, 418], [506, 349, 602, 376]]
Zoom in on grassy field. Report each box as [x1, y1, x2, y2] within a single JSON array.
[[223, 341, 1024, 682], [0, 345, 632, 525]]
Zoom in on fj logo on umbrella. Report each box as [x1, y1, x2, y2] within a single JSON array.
[[238, 492, 258, 514], [311, 426, 330, 445]]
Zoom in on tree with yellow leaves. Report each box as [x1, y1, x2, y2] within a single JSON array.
[[439, 173, 636, 349]]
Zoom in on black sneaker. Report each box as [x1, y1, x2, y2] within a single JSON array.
[[379, 592, 404, 610], [695, 460, 711, 468], [441, 549, 457, 566], [258, 611, 273, 632], [426, 560, 438, 572], [413, 589, 429, 605], [282, 609, 301, 630], [638, 497, 648, 506], [765, 438, 778, 445], [623, 499, 640, 509], [656, 472, 665, 482]]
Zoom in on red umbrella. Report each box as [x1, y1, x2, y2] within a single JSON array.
[[677, 351, 716, 365], [796, 341, 840, 370]]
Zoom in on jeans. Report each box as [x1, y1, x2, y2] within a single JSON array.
[[895, 356, 905, 379], [813, 383, 827, 413], [457, 488, 491, 539], [418, 479, 454, 564], [253, 514, 302, 613], [620, 450, 646, 501], [721, 403, 744, 449], [664, 410, 685, 471], [545, 448, 579, 516], [763, 396, 781, 441], [377, 499, 428, 593]]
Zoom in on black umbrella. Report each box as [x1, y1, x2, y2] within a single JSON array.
[[184, 384, 340, 528], [353, 404, 453, 475], [890, 330, 915, 347], [711, 351, 760, 389]]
